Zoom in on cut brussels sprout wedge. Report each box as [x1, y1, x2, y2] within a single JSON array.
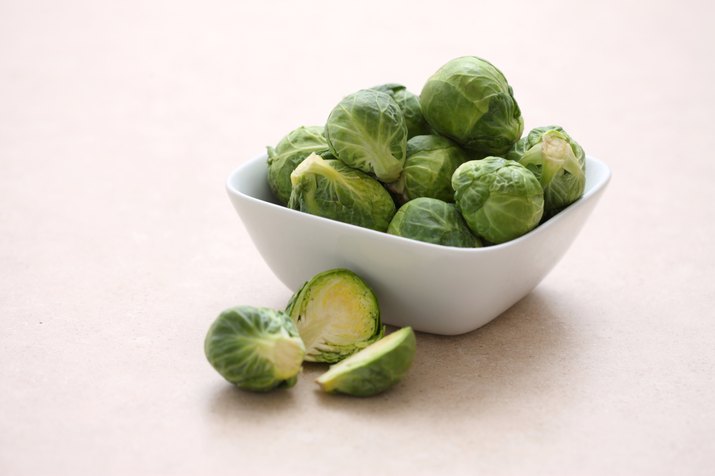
[[267, 125, 333, 205], [204, 306, 305, 392], [506, 125, 586, 217], [286, 268, 384, 363], [324, 89, 407, 182], [452, 157, 544, 244], [316, 326, 416, 397], [288, 153, 396, 232]]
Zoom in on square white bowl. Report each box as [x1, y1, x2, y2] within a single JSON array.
[[227, 154, 610, 335]]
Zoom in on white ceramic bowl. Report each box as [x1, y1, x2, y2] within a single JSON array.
[[227, 154, 611, 335]]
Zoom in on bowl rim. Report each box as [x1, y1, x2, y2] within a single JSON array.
[[226, 153, 611, 254]]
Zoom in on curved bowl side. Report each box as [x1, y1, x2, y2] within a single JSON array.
[[226, 155, 610, 335]]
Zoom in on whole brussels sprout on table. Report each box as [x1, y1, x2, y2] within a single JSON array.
[[204, 306, 305, 392]]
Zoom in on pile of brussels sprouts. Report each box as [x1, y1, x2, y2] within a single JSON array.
[[267, 56, 587, 247], [205, 268, 415, 396]]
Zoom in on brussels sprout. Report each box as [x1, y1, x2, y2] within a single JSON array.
[[506, 125, 586, 217], [316, 326, 416, 397], [204, 306, 305, 392], [267, 125, 333, 205], [420, 56, 523, 156], [387, 135, 467, 204], [452, 157, 544, 244], [371, 83, 431, 138], [324, 89, 407, 182], [388, 197, 481, 248], [288, 153, 396, 232], [286, 268, 384, 363]]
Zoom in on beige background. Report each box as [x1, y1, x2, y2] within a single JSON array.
[[2, 0, 714, 475]]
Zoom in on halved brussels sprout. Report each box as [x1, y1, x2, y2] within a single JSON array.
[[387, 135, 467, 205], [204, 306, 305, 392], [267, 125, 333, 205], [288, 153, 396, 232], [506, 125, 586, 217], [420, 56, 523, 156], [324, 89, 407, 182], [316, 326, 416, 397], [286, 268, 384, 363], [388, 197, 481, 248], [452, 157, 544, 244], [371, 83, 431, 139]]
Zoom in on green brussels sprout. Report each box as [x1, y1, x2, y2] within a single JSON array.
[[286, 268, 384, 363], [387, 197, 481, 248], [288, 153, 396, 232], [371, 83, 431, 138], [267, 125, 333, 205], [324, 89, 407, 182], [506, 125, 586, 217], [420, 56, 524, 156], [387, 135, 467, 204], [204, 306, 305, 392], [316, 326, 416, 397], [452, 157, 544, 244]]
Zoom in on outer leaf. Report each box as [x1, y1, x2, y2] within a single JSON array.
[[452, 157, 544, 244], [387, 197, 481, 248], [266, 125, 333, 205], [387, 134, 468, 205], [325, 89, 407, 182], [506, 125, 586, 216], [288, 154, 396, 232], [371, 83, 431, 138], [420, 56, 523, 156]]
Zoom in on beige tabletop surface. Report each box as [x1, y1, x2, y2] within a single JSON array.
[[2, 1, 714, 475]]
